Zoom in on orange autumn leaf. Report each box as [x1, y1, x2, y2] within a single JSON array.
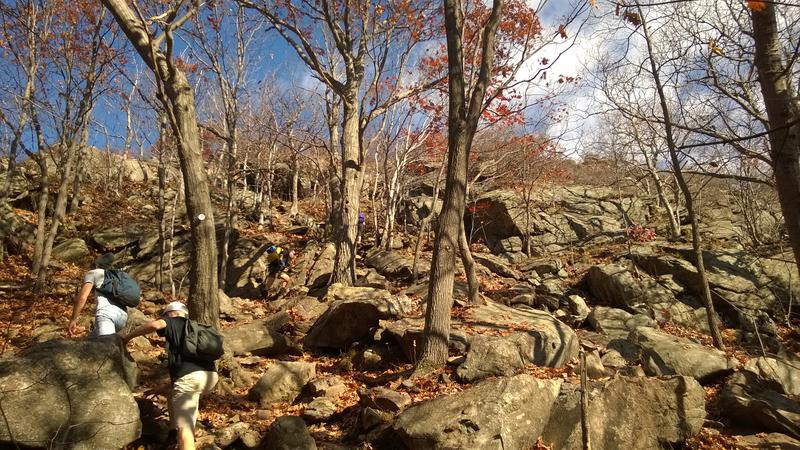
[[709, 39, 723, 56], [746, 0, 766, 11], [558, 24, 567, 39]]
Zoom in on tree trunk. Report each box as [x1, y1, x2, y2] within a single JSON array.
[[648, 165, 680, 240], [100, 0, 220, 326], [265, 143, 276, 228], [68, 148, 85, 214], [751, 4, 800, 276], [34, 138, 82, 292], [458, 222, 480, 304], [166, 71, 219, 326], [418, 127, 468, 369], [330, 97, 361, 285], [219, 137, 236, 290], [416, 0, 507, 371], [412, 158, 446, 281], [290, 151, 299, 216], [157, 145, 167, 291], [1, 130, 24, 203], [638, 2, 724, 349]]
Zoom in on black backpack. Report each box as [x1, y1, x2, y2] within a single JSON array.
[[96, 269, 141, 308], [182, 319, 224, 362]]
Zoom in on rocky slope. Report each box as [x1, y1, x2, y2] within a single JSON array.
[[1, 161, 799, 449]]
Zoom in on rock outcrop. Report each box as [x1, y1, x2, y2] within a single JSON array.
[[393, 374, 562, 450], [0, 338, 140, 449]]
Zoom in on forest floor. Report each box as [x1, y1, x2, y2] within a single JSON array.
[[1, 185, 797, 449]]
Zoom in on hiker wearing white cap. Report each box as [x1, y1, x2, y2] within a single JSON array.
[[121, 301, 218, 450], [68, 252, 133, 337]]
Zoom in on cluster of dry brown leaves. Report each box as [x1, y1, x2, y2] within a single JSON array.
[[684, 428, 740, 450], [0, 255, 79, 355]]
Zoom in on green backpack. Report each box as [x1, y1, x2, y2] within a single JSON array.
[[182, 319, 225, 362]]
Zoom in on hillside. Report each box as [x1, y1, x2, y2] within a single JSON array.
[[0, 150, 798, 450]]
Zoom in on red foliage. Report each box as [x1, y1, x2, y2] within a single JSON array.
[[625, 224, 656, 243]]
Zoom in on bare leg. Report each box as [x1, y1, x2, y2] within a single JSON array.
[[279, 273, 291, 291], [263, 275, 276, 298], [177, 426, 195, 450]]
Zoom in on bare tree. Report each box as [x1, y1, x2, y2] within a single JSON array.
[[100, 0, 219, 326], [750, 2, 800, 275], [239, 0, 442, 285], [416, 0, 506, 372], [31, 6, 117, 292], [633, 1, 724, 348], [0, 0, 52, 203], [190, 3, 261, 290]]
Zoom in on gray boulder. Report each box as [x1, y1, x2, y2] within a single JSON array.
[[565, 294, 590, 325], [356, 268, 392, 290], [52, 238, 90, 263], [304, 284, 414, 349], [733, 432, 800, 449], [272, 295, 327, 334], [720, 371, 800, 440], [303, 397, 338, 423], [365, 248, 429, 280], [380, 317, 470, 362], [401, 195, 441, 226], [587, 306, 656, 338], [467, 302, 579, 368], [0, 201, 34, 254], [495, 236, 523, 253], [223, 313, 289, 356], [744, 356, 800, 396], [307, 375, 348, 398], [587, 264, 675, 310], [223, 238, 269, 296], [541, 376, 706, 449], [472, 252, 521, 279], [393, 374, 562, 450], [633, 248, 789, 330], [248, 361, 316, 407], [587, 264, 709, 331], [630, 327, 736, 382], [261, 416, 317, 450], [90, 225, 146, 252], [455, 334, 531, 382], [0, 338, 140, 449], [214, 422, 262, 448], [358, 387, 412, 413], [304, 243, 336, 289]]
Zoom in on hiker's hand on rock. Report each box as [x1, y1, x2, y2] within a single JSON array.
[[67, 320, 83, 337]]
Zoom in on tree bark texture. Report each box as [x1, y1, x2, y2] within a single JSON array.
[[458, 222, 480, 304], [100, 0, 219, 326], [751, 4, 800, 276], [330, 98, 361, 285], [417, 0, 505, 371]]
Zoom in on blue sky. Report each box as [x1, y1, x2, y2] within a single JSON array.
[[1, 1, 595, 159]]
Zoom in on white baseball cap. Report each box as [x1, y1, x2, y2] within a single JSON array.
[[161, 301, 188, 316]]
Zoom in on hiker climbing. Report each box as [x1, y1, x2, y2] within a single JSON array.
[[263, 244, 294, 299], [68, 252, 141, 337], [121, 301, 222, 450], [357, 211, 366, 246]]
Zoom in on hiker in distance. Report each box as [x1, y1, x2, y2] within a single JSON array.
[[263, 244, 295, 299], [68, 252, 140, 337], [121, 302, 220, 450]]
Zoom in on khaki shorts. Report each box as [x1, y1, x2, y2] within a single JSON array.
[[168, 371, 219, 432]]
